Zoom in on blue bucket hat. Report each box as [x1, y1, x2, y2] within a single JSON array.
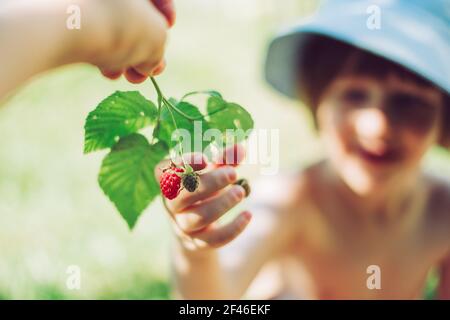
[[264, 0, 450, 99]]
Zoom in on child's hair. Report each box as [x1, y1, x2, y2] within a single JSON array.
[[297, 34, 450, 148]]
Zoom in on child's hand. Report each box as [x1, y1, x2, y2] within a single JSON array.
[[81, 0, 175, 83], [155, 145, 252, 252]]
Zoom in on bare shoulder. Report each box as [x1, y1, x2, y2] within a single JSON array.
[[425, 173, 450, 290], [423, 171, 450, 236], [242, 161, 322, 251], [424, 172, 450, 213], [248, 161, 323, 229], [249, 161, 320, 209]]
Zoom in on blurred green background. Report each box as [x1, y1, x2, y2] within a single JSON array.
[[0, 0, 448, 299]]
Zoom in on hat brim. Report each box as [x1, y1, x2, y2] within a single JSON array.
[[265, 1, 450, 99]]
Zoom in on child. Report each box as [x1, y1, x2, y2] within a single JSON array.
[[159, 0, 450, 299], [0, 0, 175, 98]]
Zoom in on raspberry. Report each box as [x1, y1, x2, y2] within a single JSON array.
[[182, 172, 199, 192], [180, 164, 199, 193], [159, 167, 184, 200]]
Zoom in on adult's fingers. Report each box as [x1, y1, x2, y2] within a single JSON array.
[[187, 211, 252, 250], [131, 59, 166, 79], [151, 0, 176, 27], [176, 185, 246, 233], [124, 68, 148, 84], [99, 68, 123, 80], [123, 2, 168, 83], [102, 59, 165, 82], [150, 59, 166, 76]]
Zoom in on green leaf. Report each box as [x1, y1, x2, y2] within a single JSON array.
[[155, 100, 210, 153], [98, 134, 168, 229], [181, 90, 222, 101], [84, 91, 158, 153], [207, 96, 254, 145]]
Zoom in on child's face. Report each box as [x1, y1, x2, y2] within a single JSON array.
[[317, 73, 444, 193]]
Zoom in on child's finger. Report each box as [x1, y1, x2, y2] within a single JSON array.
[[168, 165, 238, 213], [213, 144, 246, 168], [175, 185, 246, 233], [189, 211, 252, 249]]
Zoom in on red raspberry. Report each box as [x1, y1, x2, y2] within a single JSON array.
[[159, 167, 184, 200]]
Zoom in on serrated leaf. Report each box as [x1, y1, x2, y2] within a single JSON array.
[[98, 134, 168, 229], [207, 96, 254, 145], [155, 100, 210, 153], [84, 91, 158, 153]]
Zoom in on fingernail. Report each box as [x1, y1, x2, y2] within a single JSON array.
[[232, 185, 245, 200], [241, 211, 252, 222]]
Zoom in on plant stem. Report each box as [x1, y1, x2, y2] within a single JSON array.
[[151, 77, 163, 144], [150, 77, 163, 100], [150, 77, 194, 120], [163, 96, 229, 121], [150, 77, 186, 166], [162, 97, 196, 120], [151, 77, 229, 122], [164, 100, 186, 167]]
